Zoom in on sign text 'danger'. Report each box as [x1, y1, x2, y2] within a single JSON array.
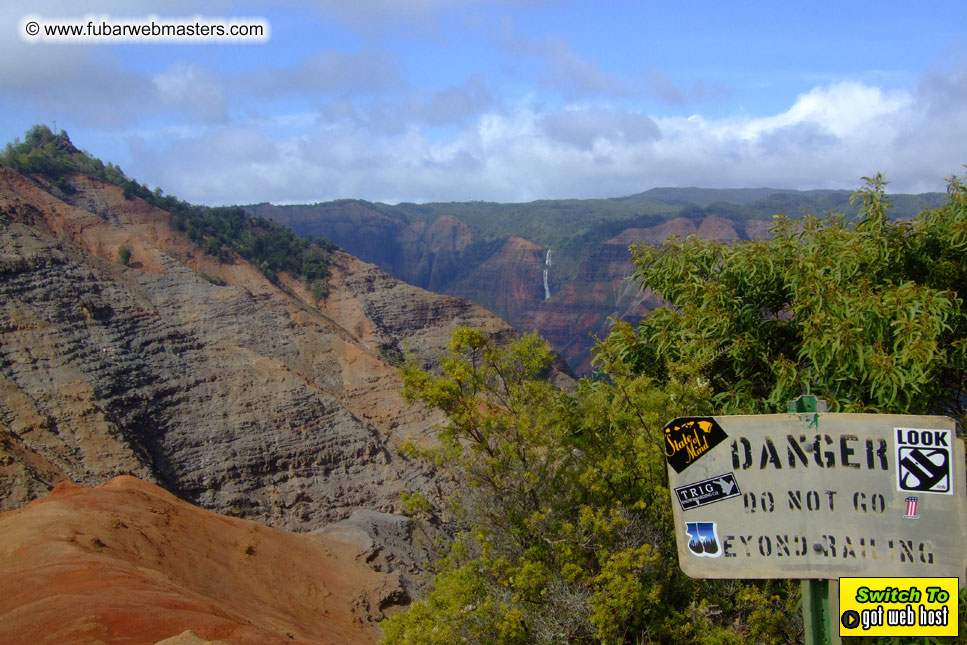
[[731, 433, 888, 471]]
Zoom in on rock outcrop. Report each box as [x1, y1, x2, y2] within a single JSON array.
[[250, 202, 475, 294], [519, 215, 751, 372], [446, 236, 546, 326], [0, 166, 524, 531], [0, 476, 403, 644]]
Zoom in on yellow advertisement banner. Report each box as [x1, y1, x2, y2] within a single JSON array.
[[839, 577, 959, 637]]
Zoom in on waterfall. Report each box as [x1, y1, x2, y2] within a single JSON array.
[[542, 249, 552, 299]]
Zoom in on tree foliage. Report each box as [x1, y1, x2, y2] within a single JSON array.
[[384, 172, 967, 644], [624, 173, 967, 424], [2, 124, 151, 199], [383, 329, 800, 644]]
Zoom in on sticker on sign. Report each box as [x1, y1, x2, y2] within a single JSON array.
[[675, 473, 741, 510], [663, 417, 728, 473], [895, 428, 953, 495], [684, 521, 722, 558]]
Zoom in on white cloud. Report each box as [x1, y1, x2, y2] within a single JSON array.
[[748, 82, 911, 139], [119, 67, 967, 206], [539, 107, 660, 150], [421, 76, 494, 125], [253, 50, 406, 97], [153, 63, 227, 121], [642, 70, 732, 106], [5, 0, 964, 206], [495, 17, 629, 100]]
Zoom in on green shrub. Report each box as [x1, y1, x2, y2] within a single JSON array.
[[200, 271, 226, 286]]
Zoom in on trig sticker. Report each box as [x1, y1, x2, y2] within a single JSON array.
[[895, 428, 953, 495], [684, 521, 721, 558], [675, 473, 741, 511], [664, 417, 728, 473]]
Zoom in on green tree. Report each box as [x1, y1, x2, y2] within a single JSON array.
[[1, 125, 338, 290], [622, 173, 967, 425], [117, 245, 131, 266], [383, 328, 799, 644]]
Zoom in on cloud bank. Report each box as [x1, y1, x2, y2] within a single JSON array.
[[2, 2, 965, 204], [130, 72, 965, 205]]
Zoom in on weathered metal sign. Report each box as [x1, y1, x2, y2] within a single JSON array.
[[664, 413, 967, 585]]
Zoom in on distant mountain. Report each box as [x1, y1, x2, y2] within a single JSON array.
[[249, 187, 945, 373], [629, 186, 788, 207]]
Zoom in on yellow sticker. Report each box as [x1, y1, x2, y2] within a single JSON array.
[[839, 577, 959, 637]]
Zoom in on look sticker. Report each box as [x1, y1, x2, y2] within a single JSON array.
[[895, 428, 954, 495]]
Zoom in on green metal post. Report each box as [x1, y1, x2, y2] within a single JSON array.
[[790, 397, 837, 644], [787, 394, 827, 414], [801, 579, 841, 645], [801, 579, 827, 645]]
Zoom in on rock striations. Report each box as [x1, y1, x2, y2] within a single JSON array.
[[0, 166, 518, 532]]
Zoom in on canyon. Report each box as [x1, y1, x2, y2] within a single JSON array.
[[0, 130, 947, 641], [0, 161, 567, 641], [249, 190, 942, 373]]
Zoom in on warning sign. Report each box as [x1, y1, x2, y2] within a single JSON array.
[[663, 413, 967, 583]]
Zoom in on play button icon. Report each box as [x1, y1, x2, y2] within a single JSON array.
[[841, 610, 860, 630]]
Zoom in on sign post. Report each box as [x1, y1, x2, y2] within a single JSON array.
[[789, 396, 835, 645], [664, 402, 966, 642]]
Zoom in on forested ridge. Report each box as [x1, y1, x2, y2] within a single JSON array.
[[384, 173, 967, 643], [2, 124, 337, 292]]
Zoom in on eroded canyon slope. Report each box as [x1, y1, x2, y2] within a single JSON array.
[[250, 201, 772, 373], [0, 475, 401, 644], [0, 165, 526, 530], [252, 189, 944, 374]]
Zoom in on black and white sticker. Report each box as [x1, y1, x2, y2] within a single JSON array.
[[895, 428, 953, 495], [675, 473, 741, 511]]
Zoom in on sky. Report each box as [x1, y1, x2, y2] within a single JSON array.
[[2, 1, 966, 205]]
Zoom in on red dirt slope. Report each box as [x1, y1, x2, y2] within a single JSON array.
[[0, 476, 400, 644]]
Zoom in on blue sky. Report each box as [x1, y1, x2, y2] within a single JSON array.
[[3, 1, 966, 204]]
